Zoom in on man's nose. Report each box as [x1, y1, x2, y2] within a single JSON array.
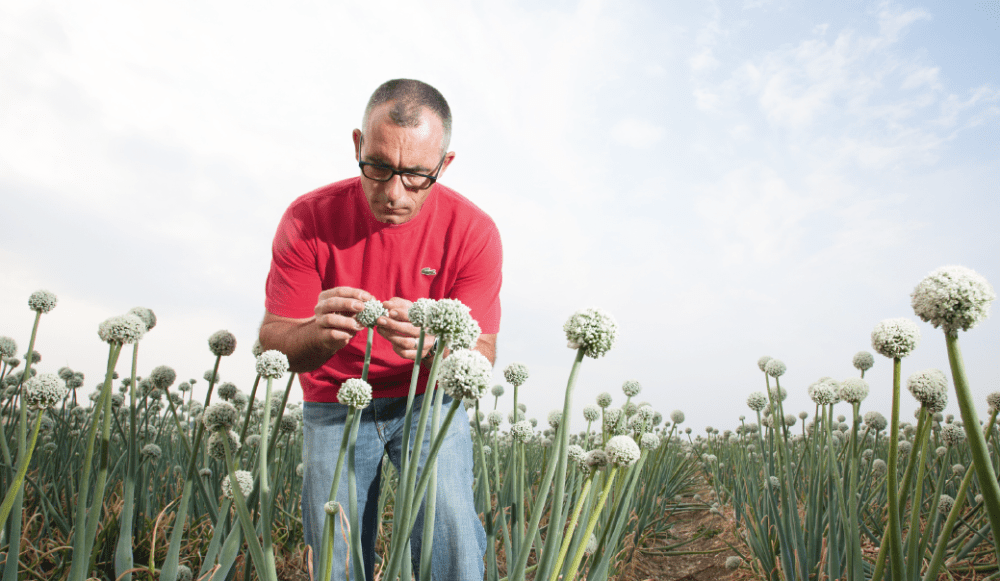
[[384, 175, 407, 203]]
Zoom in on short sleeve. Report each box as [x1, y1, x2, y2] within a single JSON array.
[[264, 202, 323, 319], [450, 220, 502, 334]]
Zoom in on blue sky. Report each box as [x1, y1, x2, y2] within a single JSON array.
[[2, 0, 998, 434]]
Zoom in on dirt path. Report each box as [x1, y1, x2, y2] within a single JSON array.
[[616, 485, 748, 581]]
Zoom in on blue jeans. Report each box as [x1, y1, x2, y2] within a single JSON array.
[[301, 393, 486, 581]]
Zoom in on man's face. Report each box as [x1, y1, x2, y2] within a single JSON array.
[[353, 103, 455, 225]]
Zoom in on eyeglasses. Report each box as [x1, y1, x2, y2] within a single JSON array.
[[357, 135, 447, 190]]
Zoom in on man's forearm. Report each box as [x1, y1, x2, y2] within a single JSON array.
[[259, 318, 338, 373]]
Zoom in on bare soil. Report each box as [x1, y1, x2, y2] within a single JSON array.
[[616, 486, 746, 581]]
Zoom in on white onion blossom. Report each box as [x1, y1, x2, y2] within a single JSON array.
[[871, 318, 921, 359], [337, 378, 372, 409], [563, 307, 618, 359], [911, 265, 995, 336], [438, 349, 492, 401], [256, 350, 289, 379]]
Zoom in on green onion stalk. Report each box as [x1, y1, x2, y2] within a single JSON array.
[[548, 470, 596, 581], [945, 334, 1000, 565], [2, 294, 50, 581], [507, 347, 585, 581], [158, 339, 229, 581], [319, 311, 378, 581], [886, 362, 907, 581], [923, 408, 1000, 581], [220, 427, 269, 573], [419, 367, 448, 581], [506, 307, 617, 581], [910, 266, 1000, 565], [318, 405, 357, 581], [869, 404, 934, 581], [113, 341, 142, 581], [562, 436, 640, 581], [845, 397, 864, 581], [383, 320, 428, 581], [381, 395, 467, 580], [67, 334, 127, 581], [256, 360, 282, 580], [903, 406, 932, 580], [390, 346, 444, 578]]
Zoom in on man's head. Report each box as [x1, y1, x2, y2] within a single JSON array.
[[353, 79, 456, 225]]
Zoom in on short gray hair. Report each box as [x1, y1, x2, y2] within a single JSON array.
[[362, 79, 452, 152]]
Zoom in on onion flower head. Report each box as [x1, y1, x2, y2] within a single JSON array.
[[28, 290, 57, 313], [355, 298, 388, 328], [208, 330, 237, 357], [127, 307, 157, 331], [911, 265, 995, 336], [407, 298, 437, 328], [853, 351, 874, 372], [840, 377, 869, 404], [256, 350, 289, 379], [337, 378, 372, 409], [871, 318, 921, 359], [503, 362, 529, 387], [605, 435, 641, 467], [563, 307, 618, 358], [23, 373, 67, 409], [438, 349, 492, 401], [98, 314, 146, 345], [221, 470, 254, 500], [907, 369, 949, 411]]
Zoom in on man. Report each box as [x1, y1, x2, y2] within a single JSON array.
[[259, 79, 499, 580]]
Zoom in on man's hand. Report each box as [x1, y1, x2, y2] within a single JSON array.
[[259, 286, 374, 373], [313, 287, 374, 351], [376, 297, 436, 361]]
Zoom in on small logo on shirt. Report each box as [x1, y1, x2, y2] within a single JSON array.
[[421, 267, 437, 276]]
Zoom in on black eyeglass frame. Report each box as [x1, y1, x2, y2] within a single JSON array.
[[357, 135, 448, 191]]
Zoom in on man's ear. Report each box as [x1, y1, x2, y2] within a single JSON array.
[[352, 129, 362, 161], [437, 151, 456, 179]]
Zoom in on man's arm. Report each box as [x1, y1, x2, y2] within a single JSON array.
[[258, 287, 373, 373], [474, 334, 497, 366]]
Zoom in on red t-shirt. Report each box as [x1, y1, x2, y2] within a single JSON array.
[[264, 177, 502, 402]]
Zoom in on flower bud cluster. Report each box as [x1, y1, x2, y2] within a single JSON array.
[[337, 378, 372, 409], [622, 380, 642, 397], [871, 318, 921, 359], [208, 330, 237, 357], [605, 435, 641, 467], [207, 429, 240, 460], [563, 307, 618, 359], [221, 470, 254, 500], [853, 351, 874, 372], [911, 266, 995, 336], [907, 369, 949, 412], [425, 299, 481, 349], [23, 373, 67, 409], [203, 402, 239, 432], [439, 349, 492, 401], [940, 423, 966, 447], [98, 314, 147, 345], [28, 290, 58, 313], [256, 350, 289, 379], [356, 299, 388, 328], [839, 378, 869, 404]]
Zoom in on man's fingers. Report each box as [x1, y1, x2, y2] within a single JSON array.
[[320, 286, 374, 301], [316, 296, 368, 318], [316, 312, 363, 333], [375, 314, 416, 337]]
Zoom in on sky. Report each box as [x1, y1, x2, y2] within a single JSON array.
[[2, 0, 998, 437]]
